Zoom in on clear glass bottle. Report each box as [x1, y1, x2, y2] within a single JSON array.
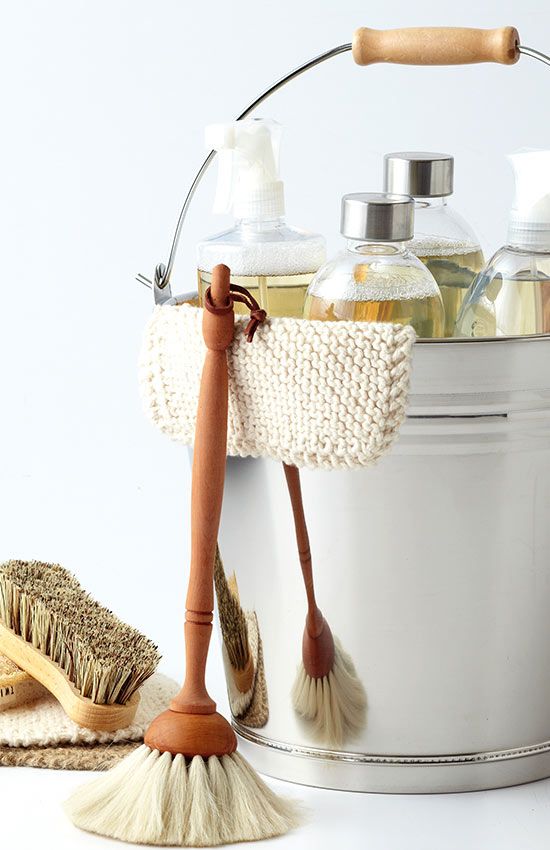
[[197, 119, 325, 318], [303, 193, 445, 339], [197, 217, 325, 319], [384, 152, 484, 337], [455, 247, 550, 337], [456, 150, 550, 338]]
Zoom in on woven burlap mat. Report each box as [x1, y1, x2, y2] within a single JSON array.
[[0, 741, 139, 770]]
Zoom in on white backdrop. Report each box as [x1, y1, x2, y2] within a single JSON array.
[[3, 4, 550, 849], [1, 0, 549, 689]]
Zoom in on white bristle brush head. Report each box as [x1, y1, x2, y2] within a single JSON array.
[[291, 637, 367, 748], [65, 744, 302, 846]]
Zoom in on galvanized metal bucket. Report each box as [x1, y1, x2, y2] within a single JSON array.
[[218, 336, 550, 792], [137, 28, 550, 793]]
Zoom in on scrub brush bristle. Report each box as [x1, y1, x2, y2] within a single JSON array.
[[0, 560, 160, 730]]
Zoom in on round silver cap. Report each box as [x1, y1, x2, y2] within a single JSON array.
[[340, 193, 414, 242], [383, 152, 454, 198]]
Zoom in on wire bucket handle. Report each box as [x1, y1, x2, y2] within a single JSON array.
[[137, 25, 550, 305]]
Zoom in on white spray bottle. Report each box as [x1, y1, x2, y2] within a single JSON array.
[[197, 119, 326, 318], [456, 150, 550, 337]]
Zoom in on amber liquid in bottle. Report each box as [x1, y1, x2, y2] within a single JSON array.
[[304, 293, 444, 338], [415, 248, 484, 337], [198, 269, 315, 318], [303, 247, 445, 338], [456, 271, 550, 337]]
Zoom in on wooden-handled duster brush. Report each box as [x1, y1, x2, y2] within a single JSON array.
[[66, 265, 300, 847], [284, 463, 367, 748]]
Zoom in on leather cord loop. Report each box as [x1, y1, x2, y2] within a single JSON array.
[[204, 283, 267, 342]]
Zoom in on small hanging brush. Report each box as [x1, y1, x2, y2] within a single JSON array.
[[0, 560, 160, 730], [66, 265, 300, 847], [283, 463, 367, 748]]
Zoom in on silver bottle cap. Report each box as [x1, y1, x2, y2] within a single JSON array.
[[340, 193, 414, 242], [383, 152, 454, 198]]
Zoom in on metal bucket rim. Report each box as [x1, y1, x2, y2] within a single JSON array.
[[416, 333, 550, 345]]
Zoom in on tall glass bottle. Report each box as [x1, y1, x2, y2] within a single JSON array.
[[456, 150, 550, 337], [303, 193, 445, 339], [384, 152, 484, 337]]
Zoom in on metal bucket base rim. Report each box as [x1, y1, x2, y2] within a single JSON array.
[[235, 724, 550, 793]]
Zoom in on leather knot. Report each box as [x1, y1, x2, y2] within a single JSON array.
[[244, 307, 267, 342], [226, 283, 268, 343]]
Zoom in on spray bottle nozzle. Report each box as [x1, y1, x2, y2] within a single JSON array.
[[508, 149, 550, 251], [205, 119, 285, 220]]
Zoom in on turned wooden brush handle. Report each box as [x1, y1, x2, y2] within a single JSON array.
[[283, 463, 324, 639], [171, 264, 234, 715], [352, 26, 520, 66]]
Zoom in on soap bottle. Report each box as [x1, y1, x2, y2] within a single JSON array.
[[456, 150, 550, 337], [197, 119, 326, 318], [304, 193, 445, 338], [384, 152, 484, 337]]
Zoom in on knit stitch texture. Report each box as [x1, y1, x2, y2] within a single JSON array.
[[139, 305, 415, 470]]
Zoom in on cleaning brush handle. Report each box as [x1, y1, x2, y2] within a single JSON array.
[[283, 463, 324, 639], [172, 264, 234, 715]]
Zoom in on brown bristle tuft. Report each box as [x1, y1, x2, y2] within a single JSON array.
[[213, 549, 250, 671], [0, 561, 160, 705]]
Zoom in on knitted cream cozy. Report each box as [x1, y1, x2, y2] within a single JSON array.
[[139, 304, 415, 470], [0, 672, 178, 748]]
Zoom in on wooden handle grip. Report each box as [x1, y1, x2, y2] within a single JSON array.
[[352, 26, 520, 66], [172, 264, 234, 715]]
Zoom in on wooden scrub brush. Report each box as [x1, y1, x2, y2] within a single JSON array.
[[0, 560, 160, 731], [284, 463, 367, 748], [0, 654, 46, 711], [65, 264, 300, 847]]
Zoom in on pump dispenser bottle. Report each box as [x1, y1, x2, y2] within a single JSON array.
[[197, 119, 325, 318], [304, 193, 445, 338], [384, 152, 484, 337], [456, 150, 550, 337]]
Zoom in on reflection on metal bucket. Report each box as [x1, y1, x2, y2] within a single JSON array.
[[214, 548, 268, 727], [283, 462, 367, 748], [217, 336, 550, 792]]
